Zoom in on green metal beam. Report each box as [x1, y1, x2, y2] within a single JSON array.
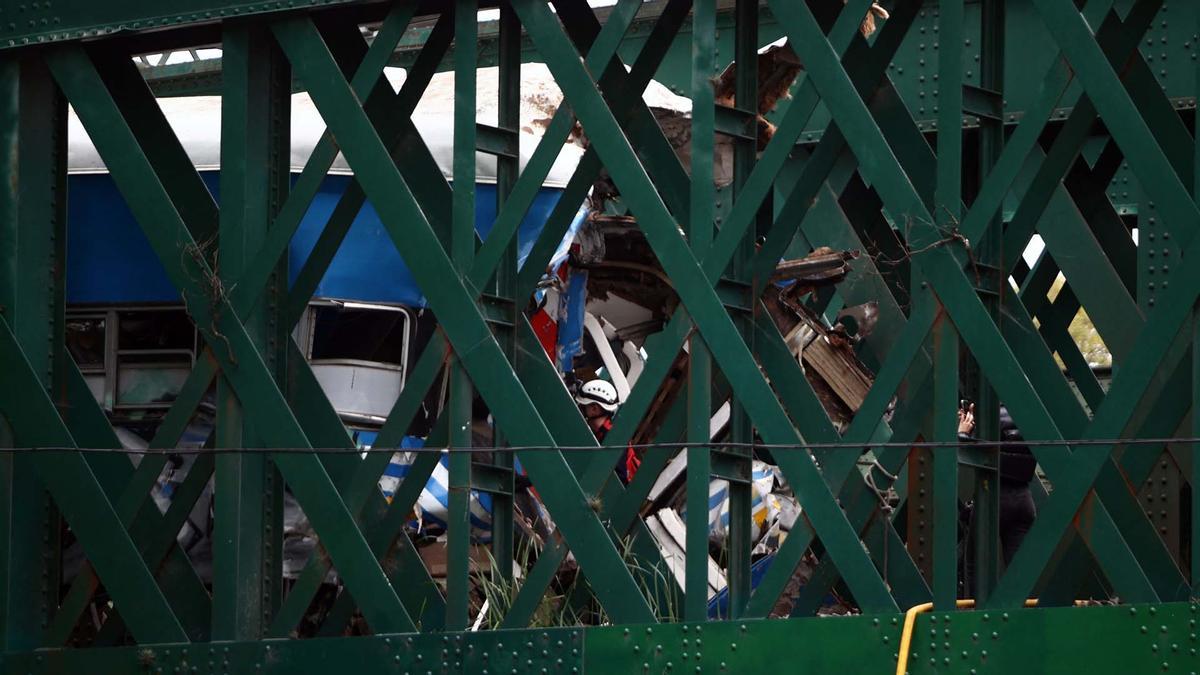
[[46, 42, 417, 635], [513, 0, 896, 613], [9, 602, 1200, 674], [212, 22, 289, 640], [272, 14, 657, 624], [0, 318, 188, 644]]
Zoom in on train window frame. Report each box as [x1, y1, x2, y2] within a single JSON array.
[[113, 308, 197, 409], [65, 305, 199, 411], [303, 300, 413, 377], [65, 313, 108, 373]]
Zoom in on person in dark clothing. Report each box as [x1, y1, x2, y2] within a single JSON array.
[[994, 407, 1037, 563], [959, 404, 1037, 566]]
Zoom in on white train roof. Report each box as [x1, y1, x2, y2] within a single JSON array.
[[66, 63, 691, 189]]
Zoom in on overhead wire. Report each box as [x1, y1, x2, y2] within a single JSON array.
[[2, 435, 1200, 454]]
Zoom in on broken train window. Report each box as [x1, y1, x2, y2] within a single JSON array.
[[115, 309, 197, 408], [308, 302, 411, 366]]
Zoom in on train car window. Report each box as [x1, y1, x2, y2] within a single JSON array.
[[115, 309, 197, 408], [117, 309, 197, 351], [66, 316, 106, 370], [310, 305, 409, 366], [116, 361, 192, 407]]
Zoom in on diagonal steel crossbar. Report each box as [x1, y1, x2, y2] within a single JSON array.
[[36, 8, 424, 638], [137, 1, 428, 449], [758, 0, 1171, 578], [1029, 0, 1199, 242], [44, 44, 422, 634], [271, 0, 690, 631], [504, 0, 925, 616], [269, 0, 694, 631], [802, 10, 1182, 597], [610, 0, 919, 588], [772, 1, 1156, 598], [710, 0, 1166, 607], [765, 0, 1178, 605], [43, 366, 215, 644], [271, 15, 658, 624], [510, 0, 898, 612], [960, 0, 1200, 605], [56, 8, 459, 636], [959, 0, 1161, 245], [0, 316, 188, 644], [37, 30, 425, 642]]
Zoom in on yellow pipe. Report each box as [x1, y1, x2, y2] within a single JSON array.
[[894, 599, 1041, 675]]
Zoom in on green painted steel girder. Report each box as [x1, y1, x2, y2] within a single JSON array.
[[3, 0, 1200, 670], [5, 603, 1200, 674]]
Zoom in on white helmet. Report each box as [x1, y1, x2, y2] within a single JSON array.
[[575, 379, 620, 413]]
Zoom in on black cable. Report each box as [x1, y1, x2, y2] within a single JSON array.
[[3, 436, 1200, 455]]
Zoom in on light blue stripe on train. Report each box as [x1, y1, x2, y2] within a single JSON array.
[[358, 432, 494, 542]]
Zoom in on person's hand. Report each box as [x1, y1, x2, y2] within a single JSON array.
[[957, 403, 975, 435]]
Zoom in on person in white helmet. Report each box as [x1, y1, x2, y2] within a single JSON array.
[[574, 379, 639, 483]]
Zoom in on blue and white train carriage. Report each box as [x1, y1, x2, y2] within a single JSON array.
[[63, 66, 590, 543]]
